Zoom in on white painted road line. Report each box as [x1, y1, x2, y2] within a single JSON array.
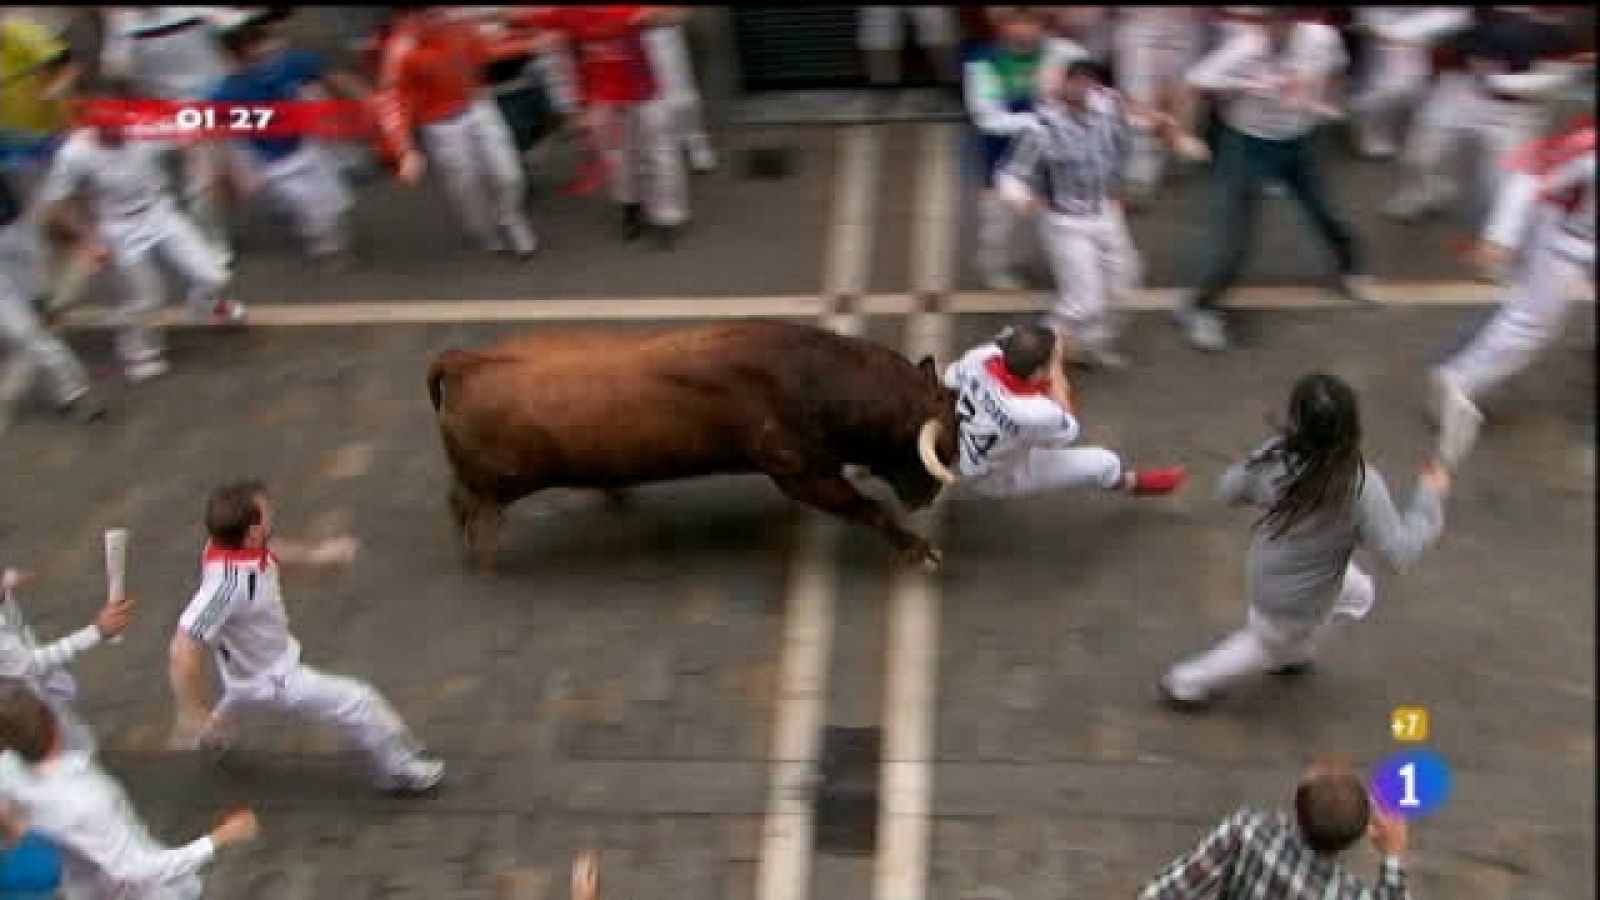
[[52, 282, 1518, 330], [758, 516, 841, 900], [911, 123, 960, 299], [875, 315, 952, 900], [876, 122, 960, 900], [827, 125, 884, 300]]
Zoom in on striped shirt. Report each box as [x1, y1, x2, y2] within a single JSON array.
[[176, 542, 299, 684], [1140, 809, 1410, 900], [998, 93, 1129, 217]]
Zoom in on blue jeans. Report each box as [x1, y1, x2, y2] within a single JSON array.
[[0, 831, 62, 899]]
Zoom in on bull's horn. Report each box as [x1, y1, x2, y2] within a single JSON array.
[[917, 419, 959, 485]]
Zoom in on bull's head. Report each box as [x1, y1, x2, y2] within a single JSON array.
[[883, 356, 960, 511]]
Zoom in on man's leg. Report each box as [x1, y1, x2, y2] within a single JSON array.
[[274, 664, 443, 792], [1179, 128, 1262, 349], [1114, 25, 1164, 200], [976, 189, 1024, 290], [421, 114, 500, 253], [1163, 608, 1317, 705], [469, 99, 538, 258], [1387, 76, 1466, 220], [599, 105, 646, 240], [108, 254, 169, 382], [0, 228, 93, 417], [181, 143, 231, 264], [1436, 242, 1588, 404], [266, 145, 355, 265], [996, 444, 1186, 497], [153, 214, 237, 325], [1040, 214, 1112, 354], [1280, 135, 1364, 296], [638, 98, 689, 239]]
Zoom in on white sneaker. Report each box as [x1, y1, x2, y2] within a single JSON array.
[[125, 357, 171, 384], [378, 757, 445, 794], [1174, 306, 1228, 352], [687, 135, 718, 173]]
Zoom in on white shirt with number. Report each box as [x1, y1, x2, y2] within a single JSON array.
[[941, 342, 1080, 481], [1186, 20, 1348, 141], [9, 753, 214, 899], [176, 543, 301, 688]]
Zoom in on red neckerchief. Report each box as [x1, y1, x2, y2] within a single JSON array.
[[202, 541, 275, 569], [983, 355, 1047, 396]]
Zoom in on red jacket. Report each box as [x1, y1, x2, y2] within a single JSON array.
[[512, 6, 657, 108], [372, 14, 491, 161]]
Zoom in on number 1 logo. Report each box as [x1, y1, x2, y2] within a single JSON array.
[[1372, 749, 1451, 819]]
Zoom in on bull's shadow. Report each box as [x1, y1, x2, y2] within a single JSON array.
[[481, 476, 799, 579]]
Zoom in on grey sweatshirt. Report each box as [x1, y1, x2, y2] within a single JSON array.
[[1219, 438, 1446, 624]]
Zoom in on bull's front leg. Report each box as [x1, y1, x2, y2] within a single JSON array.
[[771, 473, 940, 570]]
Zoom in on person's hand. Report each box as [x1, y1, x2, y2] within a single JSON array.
[[1368, 796, 1409, 857], [397, 151, 425, 185], [1472, 240, 1512, 277], [1, 568, 33, 592], [210, 808, 259, 846], [1419, 458, 1452, 494], [78, 240, 110, 271], [315, 536, 361, 567], [0, 798, 27, 845], [94, 593, 136, 639], [571, 850, 599, 900]]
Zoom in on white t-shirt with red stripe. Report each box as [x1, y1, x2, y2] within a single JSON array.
[[177, 542, 300, 685]]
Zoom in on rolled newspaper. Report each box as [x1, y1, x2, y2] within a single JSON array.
[[103, 529, 128, 645]]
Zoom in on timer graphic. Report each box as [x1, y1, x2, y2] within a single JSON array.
[[171, 103, 278, 136], [75, 100, 371, 142]]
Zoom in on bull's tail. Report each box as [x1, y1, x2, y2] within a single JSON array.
[[427, 349, 517, 412]]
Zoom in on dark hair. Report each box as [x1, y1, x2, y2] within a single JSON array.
[[0, 679, 58, 764], [206, 479, 268, 547], [1257, 372, 1365, 539], [1294, 766, 1371, 857], [1064, 59, 1101, 82], [221, 19, 271, 61], [997, 324, 1056, 381]]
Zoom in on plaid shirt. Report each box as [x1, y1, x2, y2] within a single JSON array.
[[1140, 809, 1410, 900]]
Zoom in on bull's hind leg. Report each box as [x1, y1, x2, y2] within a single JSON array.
[[448, 482, 506, 573], [771, 473, 940, 569]]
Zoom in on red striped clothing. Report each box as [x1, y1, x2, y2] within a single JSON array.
[[372, 14, 492, 162]]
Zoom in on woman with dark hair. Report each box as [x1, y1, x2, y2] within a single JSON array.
[[1159, 371, 1453, 710]]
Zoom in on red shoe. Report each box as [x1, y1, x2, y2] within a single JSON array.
[[208, 299, 247, 328], [1130, 466, 1187, 496]]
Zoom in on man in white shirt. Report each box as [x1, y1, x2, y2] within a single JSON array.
[[167, 479, 445, 794], [100, 6, 236, 263], [1177, 7, 1367, 353], [1113, 8, 1205, 202], [34, 97, 244, 384], [923, 323, 1186, 500], [1432, 75, 1594, 426], [0, 679, 259, 900], [0, 567, 134, 763]]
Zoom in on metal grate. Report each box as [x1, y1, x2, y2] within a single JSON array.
[[731, 7, 866, 92]]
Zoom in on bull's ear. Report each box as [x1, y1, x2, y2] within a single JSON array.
[[916, 355, 938, 383]]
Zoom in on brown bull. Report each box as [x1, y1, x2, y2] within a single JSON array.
[[427, 320, 961, 571]]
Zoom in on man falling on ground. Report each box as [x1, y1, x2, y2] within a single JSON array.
[[920, 323, 1186, 501], [167, 479, 444, 794]]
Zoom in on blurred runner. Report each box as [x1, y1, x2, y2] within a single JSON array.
[[210, 17, 366, 272], [643, 11, 715, 173], [34, 81, 243, 384], [372, 5, 538, 259]]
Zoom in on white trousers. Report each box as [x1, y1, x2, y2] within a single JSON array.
[[596, 100, 689, 227], [420, 98, 536, 255], [1351, 40, 1430, 154], [1114, 16, 1201, 191], [1398, 74, 1545, 219], [964, 444, 1124, 498], [976, 190, 1026, 282], [1440, 228, 1595, 401], [0, 221, 89, 409], [857, 6, 954, 50], [214, 663, 425, 783], [1166, 564, 1376, 701], [644, 26, 711, 156], [254, 143, 354, 259], [1039, 206, 1143, 350], [106, 206, 230, 366]]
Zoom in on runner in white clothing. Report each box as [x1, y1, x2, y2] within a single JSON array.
[[0, 680, 258, 900], [33, 101, 244, 384], [642, 17, 715, 173], [166, 479, 444, 794], [100, 6, 237, 263], [919, 324, 1187, 500], [1432, 78, 1594, 426], [0, 568, 134, 762]]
